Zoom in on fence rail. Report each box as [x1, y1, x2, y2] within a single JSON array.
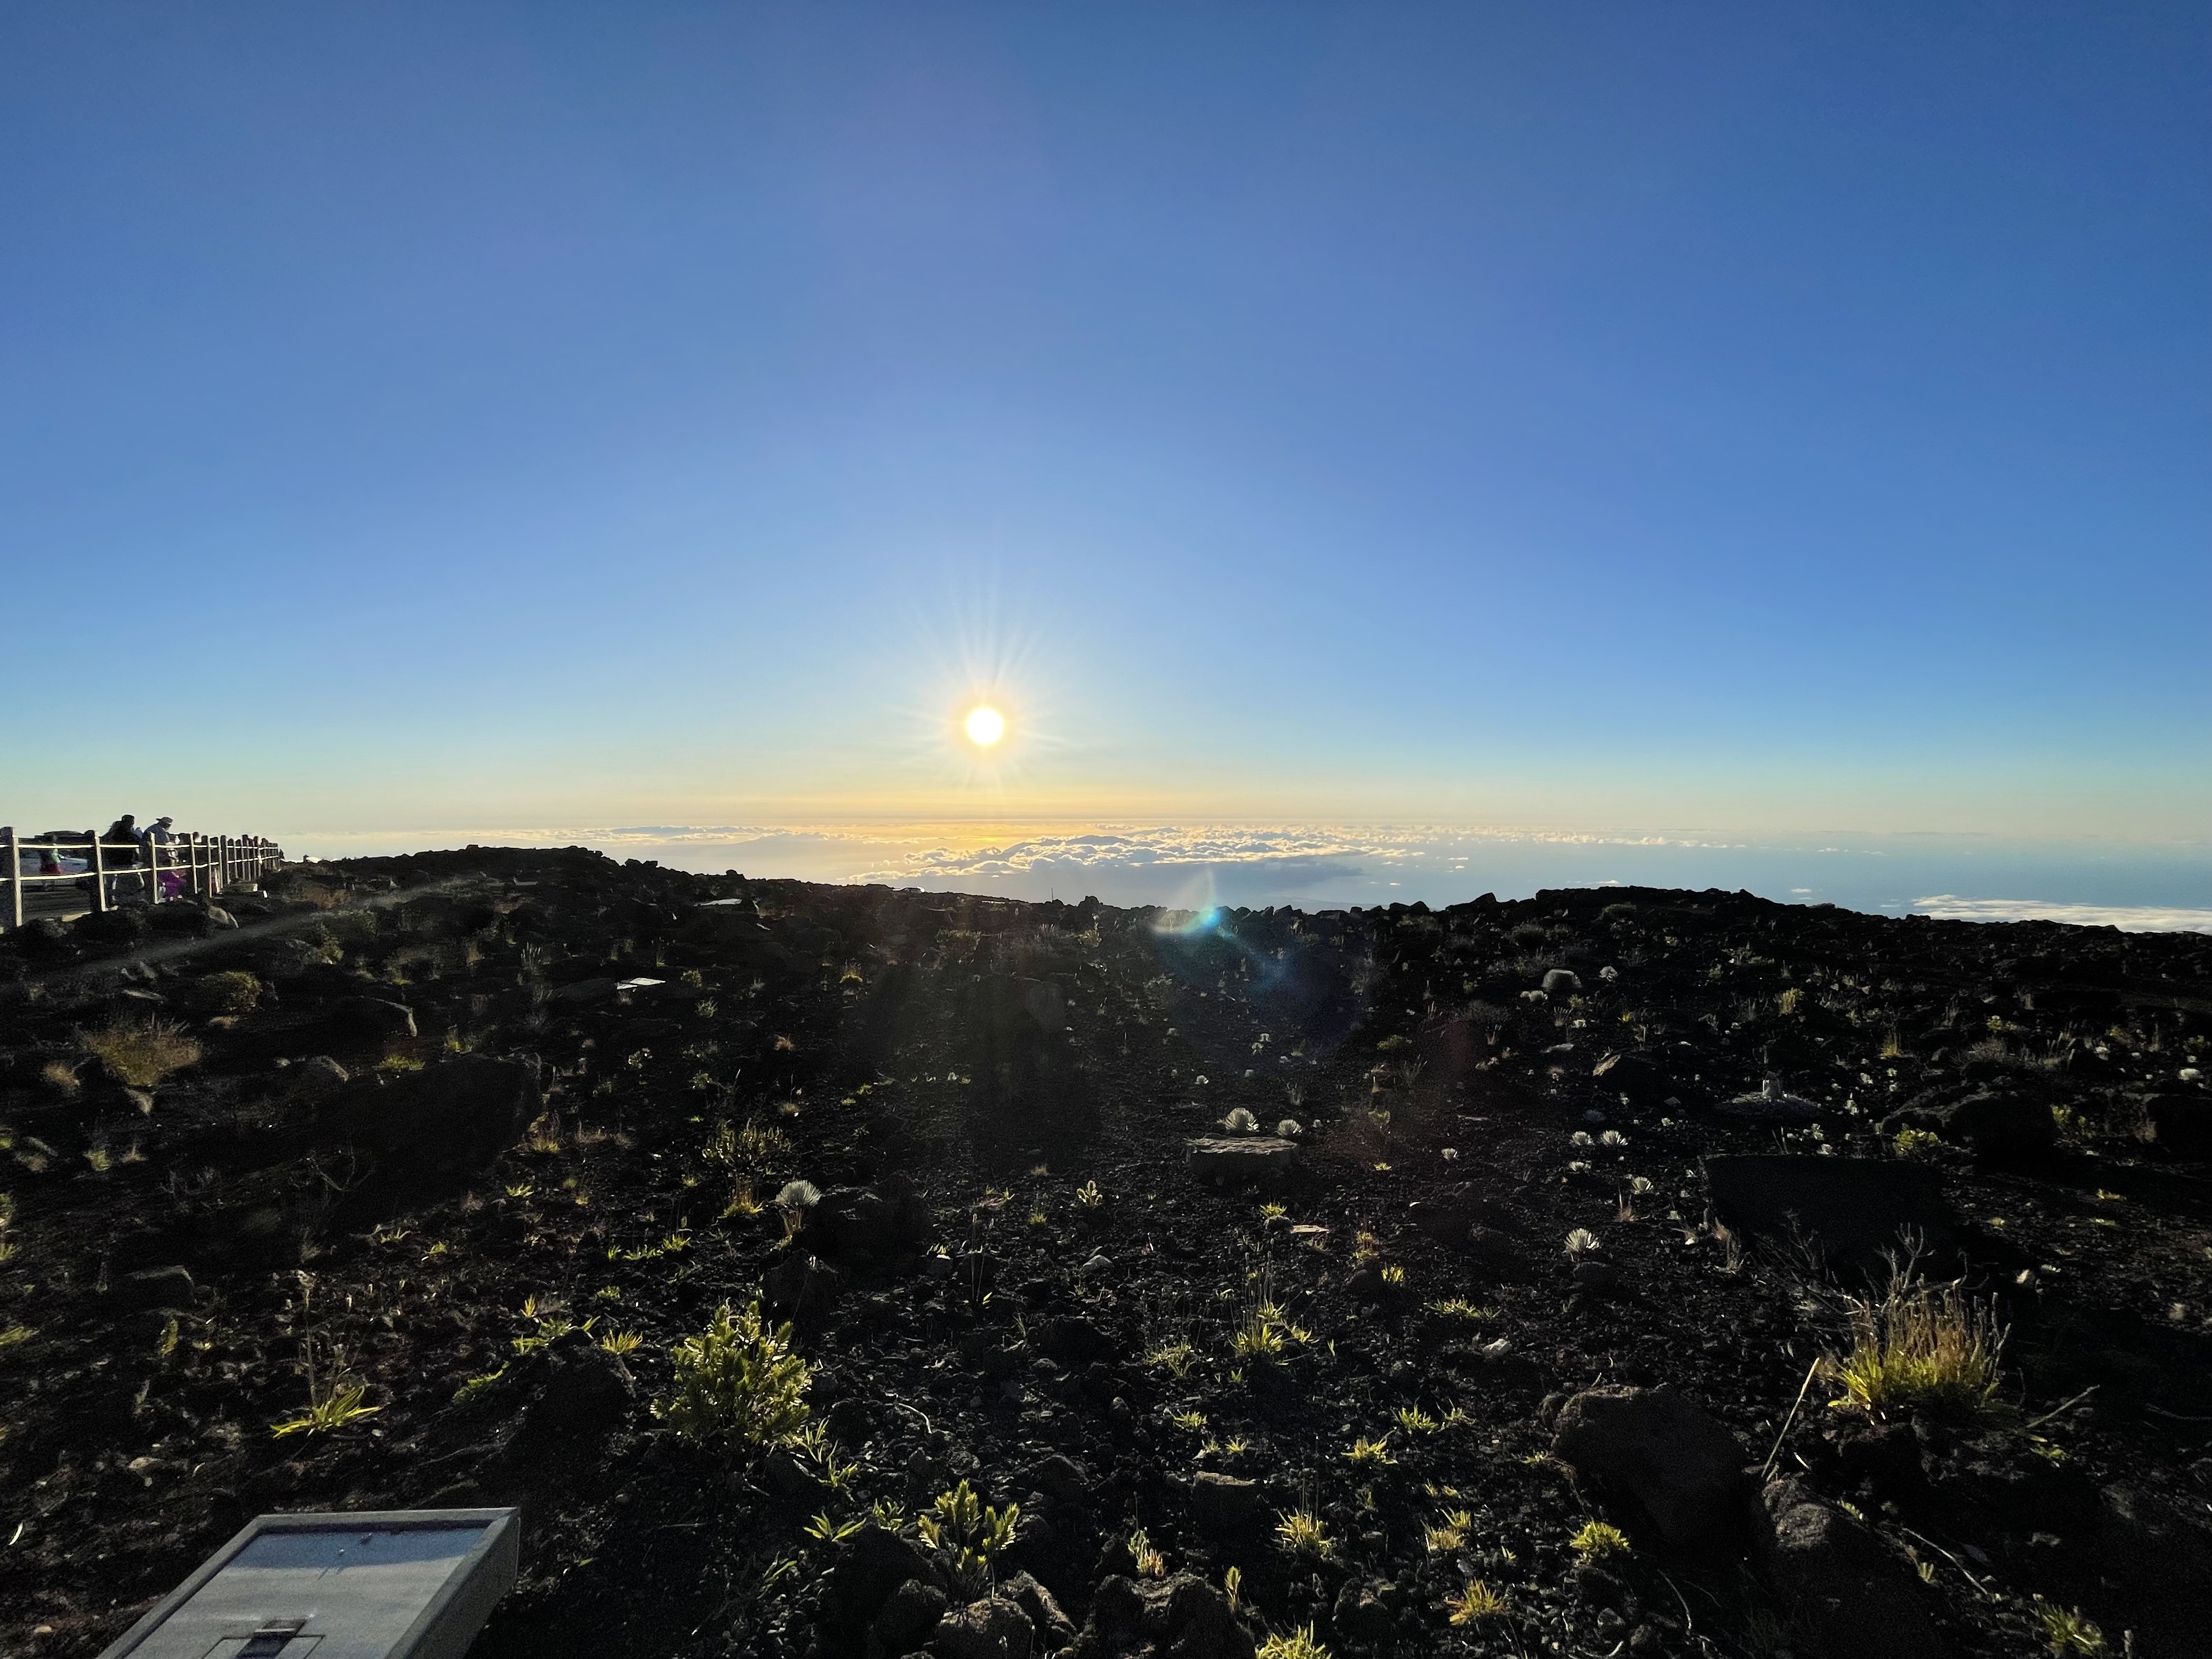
[[3, 825, 286, 932]]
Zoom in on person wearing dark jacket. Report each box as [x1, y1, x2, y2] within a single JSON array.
[[101, 814, 140, 904]]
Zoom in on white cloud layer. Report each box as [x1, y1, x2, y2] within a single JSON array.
[[1912, 895, 2212, 934]]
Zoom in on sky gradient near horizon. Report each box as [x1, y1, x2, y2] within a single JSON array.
[[3, 4, 2208, 855]]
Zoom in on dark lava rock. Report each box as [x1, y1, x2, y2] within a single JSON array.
[[823, 1526, 945, 1652], [108, 1265, 195, 1312], [1186, 1137, 1298, 1183], [2095, 1484, 2212, 1659], [1591, 1051, 1671, 1107], [1331, 1579, 1396, 1646], [321, 995, 418, 1047], [1188, 1471, 1265, 1532], [312, 1054, 538, 1221], [1066, 1573, 1253, 1659], [764, 1251, 845, 1319], [547, 977, 619, 1006], [1706, 1155, 1954, 1273], [1000, 1572, 1075, 1651], [2136, 1088, 2212, 1158], [813, 1180, 932, 1259], [240, 934, 328, 980], [935, 1595, 1035, 1659], [1551, 1386, 1750, 1550], [872, 1577, 949, 1654], [1752, 1477, 1946, 1659]]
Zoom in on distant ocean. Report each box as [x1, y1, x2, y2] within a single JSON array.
[[285, 823, 2212, 934]]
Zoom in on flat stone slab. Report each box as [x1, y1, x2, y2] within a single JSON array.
[[1187, 1136, 1299, 1182]]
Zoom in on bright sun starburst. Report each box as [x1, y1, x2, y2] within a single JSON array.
[[964, 705, 1006, 747]]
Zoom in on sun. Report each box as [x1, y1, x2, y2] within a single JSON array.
[[964, 704, 1007, 747]]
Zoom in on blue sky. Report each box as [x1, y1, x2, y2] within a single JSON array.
[[3, 2, 2207, 849]]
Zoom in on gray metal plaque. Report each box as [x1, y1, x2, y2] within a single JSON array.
[[98, 1509, 519, 1659]]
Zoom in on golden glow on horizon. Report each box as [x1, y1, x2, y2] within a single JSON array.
[[964, 704, 1006, 747]]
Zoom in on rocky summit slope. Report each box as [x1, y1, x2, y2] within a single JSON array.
[[3, 850, 2210, 1659]]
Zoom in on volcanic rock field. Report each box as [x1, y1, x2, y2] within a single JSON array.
[[3, 848, 2210, 1659]]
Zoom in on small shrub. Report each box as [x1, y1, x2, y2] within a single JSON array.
[[271, 1379, 381, 1438], [2033, 1599, 2106, 1655], [1127, 1527, 1167, 1578], [81, 1019, 201, 1088], [1894, 1126, 1943, 1158], [1221, 1108, 1260, 1134], [1447, 1581, 1508, 1623], [1825, 1267, 2006, 1419], [1570, 1520, 1630, 1559], [1257, 1626, 1330, 1659], [653, 1300, 812, 1452], [917, 1480, 1019, 1588], [1275, 1509, 1333, 1558]]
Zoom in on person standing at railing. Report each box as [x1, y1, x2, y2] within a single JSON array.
[[102, 813, 141, 905], [148, 815, 181, 900]]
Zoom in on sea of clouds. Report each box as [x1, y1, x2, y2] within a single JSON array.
[[281, 822, 2212, 934]]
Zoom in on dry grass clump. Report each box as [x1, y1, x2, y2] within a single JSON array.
[[1824, 1263, 2007, 1418], [81, 1019, 202, 1088]]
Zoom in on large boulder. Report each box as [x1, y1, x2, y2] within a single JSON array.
[[1751, 1477, 1946, 1659], [1706, 1156, 1954, 1273], [1551, 1386, 1750, 1550]]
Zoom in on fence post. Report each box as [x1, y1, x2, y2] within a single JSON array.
[[4, 826, 19, 933], [90, 831, 109, 913]]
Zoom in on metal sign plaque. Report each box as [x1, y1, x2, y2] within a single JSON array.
[[97, 1509, 519, 1659]]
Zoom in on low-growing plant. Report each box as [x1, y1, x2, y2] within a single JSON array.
[[2033, 1599, 2107, 1655], [452, 1362, 510, 1404], [786, 1420, 860, 1489], [1570, 1520, 1629, 1559], [1275, 1509, 1333, 1558], [775, 1180, 821, 1243], [1223, 1565, 1242, 1610], [917, 1480, 1019, 1588], [190, 970, 263, 1016], [272, 1336, 382, 1438], [1345, 1435, 1395, 1465], [1824, 1262, 2006, 1419], [1446, 1581, 1508, 1624], [599, 1330, 642, 1356], [1894, 1126, 1943, 1158], [1426, 1297, 1496, 1321], [1075, 1180, 1105, 1212], [653, 1300, 812, 1452], [1147, 1340, 1198, 1379], [803, 1511, 865, 1544], [1169, 1408, 1207, 1431], [1395, 1405, 1438, 1434], [1425, 1512, 1468, 1554], [1257, 1626, 1330, 1659], [81, 1018, 201, 1088], [1127, 1527, 1167, 1579]]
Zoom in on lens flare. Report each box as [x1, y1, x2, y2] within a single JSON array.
[[964, 706, 1006, 747]]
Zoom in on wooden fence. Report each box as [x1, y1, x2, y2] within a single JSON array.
[[3, 825, 286, 932]]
